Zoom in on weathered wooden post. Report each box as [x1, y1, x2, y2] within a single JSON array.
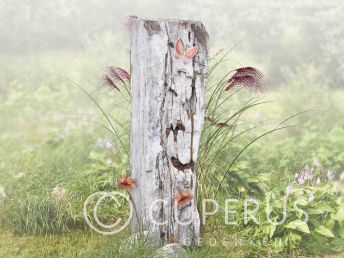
[[130, 17, 208, 244]]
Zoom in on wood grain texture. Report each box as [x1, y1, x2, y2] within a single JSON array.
[[130, 17, 208, 244]]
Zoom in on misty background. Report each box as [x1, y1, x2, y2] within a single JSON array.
[[1, 0, 344, 155], [1, 0, 344, 89]]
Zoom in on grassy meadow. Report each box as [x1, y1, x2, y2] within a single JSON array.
[[0, 47, 343, 257]]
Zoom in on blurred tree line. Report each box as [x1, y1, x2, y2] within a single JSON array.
[[0, 0, 343, 87]]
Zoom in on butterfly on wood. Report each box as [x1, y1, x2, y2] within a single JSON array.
[[175, 39, 199, 65], [117, 175, 136, 190], [175, 191, 193, 207]]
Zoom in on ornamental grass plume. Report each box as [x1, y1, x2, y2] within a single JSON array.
[[103, 66, 130, 91], [225, 67, 265, 94]]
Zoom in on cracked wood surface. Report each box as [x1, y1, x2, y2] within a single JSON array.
[[130, 17, 208, 244]]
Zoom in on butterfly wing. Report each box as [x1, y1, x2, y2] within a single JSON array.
[[185, 46, 198, 59], [175, 39, 184, 59], [183, 45, 198, 64]]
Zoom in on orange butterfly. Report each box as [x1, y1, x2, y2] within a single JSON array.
[[116, 175, 136, 190], [175, 39, 198, 65], [175, 191, 193, 207]]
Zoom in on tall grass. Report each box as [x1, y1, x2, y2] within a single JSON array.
[[1, 50, 344, 256]]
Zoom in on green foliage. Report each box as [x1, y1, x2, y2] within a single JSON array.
[[1, 38, 344, 257], [239, 181, 344, 256], [195, 53, 344, 256], [0, 127, 129, 234]]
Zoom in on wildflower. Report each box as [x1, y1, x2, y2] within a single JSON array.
[[297, 175, 305, 185], [52, 186, 65, 201], [0, 184, 6, 200], [316, 177, 321, 185], [304, 167, 313, 181], [295, 173, 299, 178], [175, 191, 193, 207], [285, 183, 293, 196], [309, 192, 315, 202], [327, 170, 335, 181], [117, 175, 136, 190], [340, 172, 344, 181]]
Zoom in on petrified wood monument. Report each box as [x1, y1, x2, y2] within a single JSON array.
[[130, 17, 208, 244]]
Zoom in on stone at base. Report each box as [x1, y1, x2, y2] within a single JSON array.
[[154, 243, 188, 258]]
